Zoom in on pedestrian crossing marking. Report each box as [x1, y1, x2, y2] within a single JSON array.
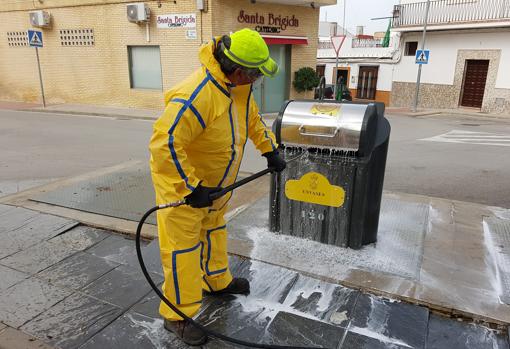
[[420, 130, 510, 147]]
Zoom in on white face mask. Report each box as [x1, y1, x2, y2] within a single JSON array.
[[252, 76, 264, 89]]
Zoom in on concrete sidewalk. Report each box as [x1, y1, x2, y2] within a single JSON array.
[[386, 106, 510, 119], [1, 203, 508, 349], [0, 101, 161, 120], [0, 101, 279, 121]]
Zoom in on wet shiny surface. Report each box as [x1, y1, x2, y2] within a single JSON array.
[[0, 203, 509, 348], [228, 192, 510, 325]]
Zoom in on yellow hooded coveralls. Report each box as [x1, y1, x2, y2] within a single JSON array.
[[149, 38, 277, 321]]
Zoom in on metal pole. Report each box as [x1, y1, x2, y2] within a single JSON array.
[[35, 47, 46, 108], [412, 0, 431, 112], [333, 54, 339, 98], [343, 0, 346, 35]]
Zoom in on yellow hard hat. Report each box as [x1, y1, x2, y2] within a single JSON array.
[[223, 28, 279, 78]]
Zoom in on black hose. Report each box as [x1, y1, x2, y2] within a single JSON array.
[[135, 168, 328, 349]]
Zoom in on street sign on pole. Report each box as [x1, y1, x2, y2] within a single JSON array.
[[28, 30, 43, 47], [331, 35, 346, 99], [27, 30, 46, 107], [331, 35, 346, 54], [412, 0, 431, 112], [415, 49, 430, 64]]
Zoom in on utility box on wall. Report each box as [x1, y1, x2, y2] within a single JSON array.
[[127, 3, 150, 23], [29, 10, 51, 28]]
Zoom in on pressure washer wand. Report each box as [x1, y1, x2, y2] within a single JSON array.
[[210, 167, 274, 201], [136, 167, 328, 349]]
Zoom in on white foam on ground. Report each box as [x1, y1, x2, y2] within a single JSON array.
[[246, 225, 415, 279]]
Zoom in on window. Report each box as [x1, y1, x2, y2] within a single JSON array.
[[128, 46, 163, 90], [316, 65, 325, 78], [405, 41, 418, 56]]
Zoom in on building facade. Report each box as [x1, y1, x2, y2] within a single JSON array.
[[317, 22, 399, 106], [391, 0, 510, 114], [0, 0, 334, 112]]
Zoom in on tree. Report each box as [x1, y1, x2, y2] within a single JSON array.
[[293, 67, 320, 93]]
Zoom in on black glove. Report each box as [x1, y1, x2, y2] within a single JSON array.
[[185, 184, 222, 208], [263, 150, 286, 173]]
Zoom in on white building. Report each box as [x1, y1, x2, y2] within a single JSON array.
[[317, 22, 400, 105], [391, 0, 510, 114]]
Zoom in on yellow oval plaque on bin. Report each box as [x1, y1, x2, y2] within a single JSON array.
[[284, 172, 345, 207]]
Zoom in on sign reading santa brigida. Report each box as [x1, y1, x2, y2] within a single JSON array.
[[237, 10, 299, 31]]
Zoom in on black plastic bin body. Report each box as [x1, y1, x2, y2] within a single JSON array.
[[269, 100, 390, 249]]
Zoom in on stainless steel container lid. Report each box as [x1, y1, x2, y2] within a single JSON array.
[[280, 101, 368, 151]]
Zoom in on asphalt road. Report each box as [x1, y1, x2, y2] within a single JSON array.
[[1, 109, 509, 208]]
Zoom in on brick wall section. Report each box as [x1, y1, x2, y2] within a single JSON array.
[[1, 1, 211, 108], [0, 0, 319, 108], [211, 0, 320, 99]]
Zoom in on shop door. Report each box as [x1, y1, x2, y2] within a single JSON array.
[[356, 66, 378, 100], [460, 60, 489, 108], [253, 44, 291, 114]]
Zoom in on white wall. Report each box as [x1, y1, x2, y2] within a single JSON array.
[[393, 30, 510, 88], [323, 62, 394, 91]]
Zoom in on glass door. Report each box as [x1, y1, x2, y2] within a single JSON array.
[[253, 44, 290, 113]]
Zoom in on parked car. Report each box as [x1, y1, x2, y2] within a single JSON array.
[[314, 83, 352, 101]]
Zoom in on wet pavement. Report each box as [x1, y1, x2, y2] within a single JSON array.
[[0, 204, 509, 349]]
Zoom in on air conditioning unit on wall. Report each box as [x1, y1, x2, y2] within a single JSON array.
[[127, 3, 150, 23], [29, 10, 51, 28]]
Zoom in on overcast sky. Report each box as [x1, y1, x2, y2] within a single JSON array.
[[319, 0, 399, 35]]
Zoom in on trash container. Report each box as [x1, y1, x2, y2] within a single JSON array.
[[269, 100, 390, 249]]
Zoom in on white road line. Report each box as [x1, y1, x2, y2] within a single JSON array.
[[420, 130, 510, 147]]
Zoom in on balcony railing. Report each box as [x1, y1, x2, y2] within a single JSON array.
[[352, 38, 384, 48], [393, 0, 510, 27]]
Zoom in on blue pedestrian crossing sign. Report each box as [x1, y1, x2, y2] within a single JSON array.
[[415, 49, 430, 64], [28, 30, 43, 47]]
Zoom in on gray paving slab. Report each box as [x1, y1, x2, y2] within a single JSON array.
[[231, 259, 298, 303], [85, 234, 144, 267], [197, 294, 273, 344], [79, 311, 187, 349], [426, 314, 509, 349], [341, 331, 408, 349], [349, 293, 429, 349], [0, 206, 40, 234], [195, 260, 302, 345], [0, 277, 72, 328], [0, 213, 78, 259], [124, 238, 162, 275], [48, 225, 109, 252], [1, 239, 80, 274], [37, 251, 119, 290], [131, 282, 164, 319], [21, 293, 123, 349], [0, 264, 29, 291], [81, 264, 162, 310], [266, 311, 344, 349], [281, 274, 359, 327], [0, 327, 54, 349], [0, 322, 6, 332]]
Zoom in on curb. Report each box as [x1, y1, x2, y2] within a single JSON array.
[[13, 107, 159, 121]]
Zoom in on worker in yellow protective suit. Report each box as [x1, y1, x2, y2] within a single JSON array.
[[149, 28, 286, 346]]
